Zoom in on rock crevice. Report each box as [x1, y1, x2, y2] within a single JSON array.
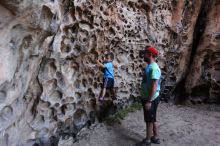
[[0, 0, 220, 145]]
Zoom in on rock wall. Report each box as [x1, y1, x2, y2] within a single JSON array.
[[184, 0, 220, 103], [0, 0, 219, 145]]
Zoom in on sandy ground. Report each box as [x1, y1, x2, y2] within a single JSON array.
[[72, 102, 220, 146]]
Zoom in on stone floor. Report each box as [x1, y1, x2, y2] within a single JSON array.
[[66, 102, 220, 146]]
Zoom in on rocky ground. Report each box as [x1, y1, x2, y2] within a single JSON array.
[[59, 102, 220, 146]]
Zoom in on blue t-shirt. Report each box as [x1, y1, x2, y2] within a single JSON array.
[[104, 62, 114, 79], [141, 62, 161, 101]]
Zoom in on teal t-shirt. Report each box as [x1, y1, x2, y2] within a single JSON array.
[[141, 62, 161, 101], [104, 62, 114, 79]]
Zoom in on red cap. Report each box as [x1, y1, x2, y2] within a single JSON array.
[[145, 47, 158, 56]]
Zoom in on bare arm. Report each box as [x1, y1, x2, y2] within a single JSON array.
[[149, 79, 158, 101], [96, 60, 105, 68], [145, 79, 158, 110], [95, 49, 106, 68], [113, 63, 118, 69]]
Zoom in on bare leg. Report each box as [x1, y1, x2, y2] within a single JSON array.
[[110, 88, 116, 100], [145, 123, 148, 139], [146, 122, 153, 142], [101, 88, 106, 98], [153, 122, 158, 138]]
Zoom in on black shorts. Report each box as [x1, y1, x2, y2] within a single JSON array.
[[102, 77, 114, 89], [142, 97, 160, 123]]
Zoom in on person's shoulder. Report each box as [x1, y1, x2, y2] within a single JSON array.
[[105, 62, 113, 67], [152, 62, 159, 68], [150, 63, 160, 72], [108, 62, 113, 66]]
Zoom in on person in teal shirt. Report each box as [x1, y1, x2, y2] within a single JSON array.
[[138, 47, 161, 146]]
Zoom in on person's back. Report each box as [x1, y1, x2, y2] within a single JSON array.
[[96, 52, 116, 101], [103, 61, 114, 79]]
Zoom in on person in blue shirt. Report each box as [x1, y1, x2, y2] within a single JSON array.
[[96, 52, 116, 102], [138, 47, 161, 146]]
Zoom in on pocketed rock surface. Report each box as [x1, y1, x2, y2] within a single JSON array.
[[0, 0, 220, 145]]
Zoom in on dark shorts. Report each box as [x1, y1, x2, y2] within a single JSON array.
[[142, 97, 160, 123], [102, 77, 114, 89]]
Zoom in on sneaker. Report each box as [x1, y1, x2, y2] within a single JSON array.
[[151, 136, 160, 144], [137, 139, 151, 146]]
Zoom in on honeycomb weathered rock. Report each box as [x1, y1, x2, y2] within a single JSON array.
[[0, 0, 219, 145]]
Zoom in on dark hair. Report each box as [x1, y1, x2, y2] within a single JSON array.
[[106, 52, 114, 60]]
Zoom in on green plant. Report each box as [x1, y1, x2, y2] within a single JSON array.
[[105, 102, 142, 125]]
